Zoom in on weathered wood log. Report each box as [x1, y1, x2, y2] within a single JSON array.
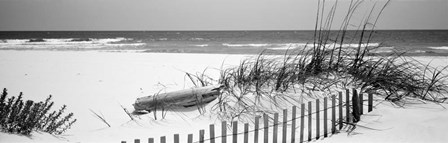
[[133, 84, 223, 111]]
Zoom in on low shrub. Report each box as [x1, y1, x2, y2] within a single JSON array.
[[0, 88, 76, 135]]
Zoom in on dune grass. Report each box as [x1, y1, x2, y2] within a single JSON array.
[[188, 0, 448, 121], [141, 0, 447, 122]]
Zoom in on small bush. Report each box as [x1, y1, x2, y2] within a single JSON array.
[[0, 88, 76, 135]]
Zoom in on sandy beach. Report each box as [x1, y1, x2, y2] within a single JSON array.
[[0, 50, 447, 143], [1, 0, 447, 142], [0, 50, 248, 142]]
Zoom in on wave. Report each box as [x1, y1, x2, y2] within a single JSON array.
[[0, 38, 146, 49], [266, 43, 309, 50], [428, 46, 448, 50], [221, 42, 380, 49], [190, 38, 208, 41], [194, 44, 209, 47], [267, 43, 381, 50], [223, 43, 271, 47]]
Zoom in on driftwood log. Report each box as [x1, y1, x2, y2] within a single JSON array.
[[133, 84, 223, 111]]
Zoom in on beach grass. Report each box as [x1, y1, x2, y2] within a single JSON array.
[[197, 0, 448, 121]]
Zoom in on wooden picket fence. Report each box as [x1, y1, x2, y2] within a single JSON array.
[[122, 89, 375, 143]]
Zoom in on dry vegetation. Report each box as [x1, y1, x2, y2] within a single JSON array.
[[0, 88, 76, 135], [186, 0, 448, 122]]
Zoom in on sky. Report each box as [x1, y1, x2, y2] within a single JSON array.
[[0, 0, 447, 31]]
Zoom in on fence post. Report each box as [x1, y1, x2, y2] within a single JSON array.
[[282, 109, 287, 143], [161, 136, 166, 143], [222, 121, 227, 143], [331, 95, 336, 134], [121, 141, 126, 143], [174, 134, 179, 143], [255, 116, 260, 143], [345, 89, 350, 123], [134, 139, 140, 143], [352, 89, 360, 123], [316, 99, 320, 140], [360, 93, 364, 115], [148, 138, 154, 143], [291, 106, 297, 143], [300, 104, 305, 143], [200, 130, 205, 143], [244, 123, 249, 143], [368, 93, 373, 112], [263, 113, 269, 143], [308, 101, 312, 142], [210, 124, 215, 143], [233, 121, 238, 143], [188, 134, 193, 143], [338, 91, 343, 129], [323, 97, 328, 138], [273, 113, 278, 143]]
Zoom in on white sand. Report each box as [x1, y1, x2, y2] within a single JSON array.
[[321, 99, 448, 143], [0, 50, 247, 142], [0, 51, 447, 143]]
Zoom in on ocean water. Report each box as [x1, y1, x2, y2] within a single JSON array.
[[0, 30, 447, 55]]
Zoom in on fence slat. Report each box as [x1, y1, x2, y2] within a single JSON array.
[[308, 101, 312, 142], [174, 134, 179, 143], [316, 99, 320, 140], [282, 109, 287, 143], [222, 121, 227, 143], [291, 106, 297, 143], [352, 89, 360, 123], [263, 114, 269, 143], [338, 92, 343, 129], [210, 124, 215, 143], [345, 89, 350, 123], [200, 130, 205, 143], [331, 95, 336, 134], [233, 121, 238, 143], [121, 90, 374, 143], [255, 116, 260, 143], [368, 93, 373, 112], [300, 104, 305, 143], [188, 134, 193, 143], [244, 123, 249, 143], [360, 93, 364, 115], [161, 136, 166, 143], [273, 113, 278, 143], [323, 97, 328, 138]]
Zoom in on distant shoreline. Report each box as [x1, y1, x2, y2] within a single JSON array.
[[1, 29, 448, 32], [1, 48, 448, 56], [1, 30, 447, 56]]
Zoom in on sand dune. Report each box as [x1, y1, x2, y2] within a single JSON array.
[[0, 51, 447, 143]]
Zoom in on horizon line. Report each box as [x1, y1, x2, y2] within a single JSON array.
[[1, 29, 448, 32]]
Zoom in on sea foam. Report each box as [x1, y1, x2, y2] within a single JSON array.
[[428, 46, 448, 50], [0, 38, 145, 49], [223, 43, 270, 47], [267, 43, 381, 50]]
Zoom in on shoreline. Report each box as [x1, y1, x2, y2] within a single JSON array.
[[1, 48, 448, 56]]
